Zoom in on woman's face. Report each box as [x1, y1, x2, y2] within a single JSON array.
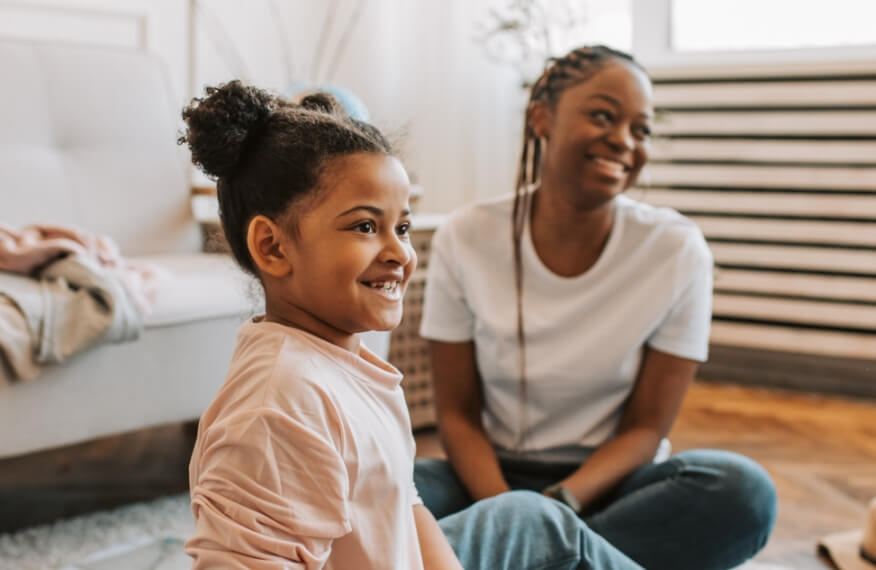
[[533, 60, 654, 209]]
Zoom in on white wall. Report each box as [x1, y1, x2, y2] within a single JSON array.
[[1, 0, 529, 215], [192, 0, 527, 214]]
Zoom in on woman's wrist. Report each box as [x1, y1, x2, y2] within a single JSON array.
[[542, 484, 582, 513]]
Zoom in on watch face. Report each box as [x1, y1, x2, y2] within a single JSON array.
[[556, 487, 581, 513]]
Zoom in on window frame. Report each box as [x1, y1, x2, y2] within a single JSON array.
[[632, 0, 876, 69]]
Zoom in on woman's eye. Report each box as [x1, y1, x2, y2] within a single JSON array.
[[397, 222, 411, 236], [590, 110, 613, 123], [353, 221, 376, 233], [634, 124, 652, 139]]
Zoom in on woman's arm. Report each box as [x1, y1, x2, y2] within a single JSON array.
[[554, 347, 698, 510], [430, 340, 511, 500], [414, 504, 464, 569]]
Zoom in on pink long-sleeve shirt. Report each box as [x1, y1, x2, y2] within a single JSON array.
[[186, 320, 424, 569]]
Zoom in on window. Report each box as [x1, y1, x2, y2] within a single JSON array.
[[672, 0, 876, 52]]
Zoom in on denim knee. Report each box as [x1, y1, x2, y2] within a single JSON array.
[[413, 458, 473, 519], [677, 450, 777, 550]]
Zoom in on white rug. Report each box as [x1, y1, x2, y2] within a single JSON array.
[[0, 493, 791, 569], [0, 494, 193, 570]]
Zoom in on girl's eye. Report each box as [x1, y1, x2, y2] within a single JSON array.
[[397, 222, 411, 236], [353, 221, 376, 233]]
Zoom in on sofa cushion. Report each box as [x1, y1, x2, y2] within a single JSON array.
[[141, 253, 256, 327], [0, 40, 199, 255]]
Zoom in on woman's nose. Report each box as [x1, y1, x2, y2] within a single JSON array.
[[606, 123, 635, 151]]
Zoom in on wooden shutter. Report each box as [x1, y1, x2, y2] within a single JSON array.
[[632, 61, 876, 396]]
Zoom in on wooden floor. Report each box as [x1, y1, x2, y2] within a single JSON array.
[[411, 383, 876, 570], [1, 382, 873, 569], [670, 383, 876, 569]]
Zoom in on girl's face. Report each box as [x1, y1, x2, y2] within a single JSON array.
[[270, 153, 416, 348], [533, 60, 653, 208]]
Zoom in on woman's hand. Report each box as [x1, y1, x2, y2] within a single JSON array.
[[558, 347, 699, 510]]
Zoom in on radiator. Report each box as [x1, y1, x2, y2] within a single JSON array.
[[632, 61, 876, 384]]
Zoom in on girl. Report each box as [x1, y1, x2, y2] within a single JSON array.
[[415, 45, 778, 570], [180, 81, 638, 569]]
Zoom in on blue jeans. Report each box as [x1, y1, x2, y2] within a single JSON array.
[[437, 491, 644, 570], [418, 449, 777, 570]]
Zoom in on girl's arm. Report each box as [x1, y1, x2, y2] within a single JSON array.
[[187, 410, 350, 569], [414, 504, 464, 569], [430, 340, 511, 500], [554, 347, 698, 510]]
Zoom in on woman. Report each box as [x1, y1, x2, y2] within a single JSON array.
[[416, 45, 777, 570]]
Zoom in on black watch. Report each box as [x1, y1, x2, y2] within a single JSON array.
[[543, 484, 582, 513]]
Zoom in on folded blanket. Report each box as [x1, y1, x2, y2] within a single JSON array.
[[0, 295, 39, 381], [0, 253, 144, 383], [0, 224, 160, 383], [0, 224, 159, 316]]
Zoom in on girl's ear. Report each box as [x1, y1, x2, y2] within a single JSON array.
[[247, 215, 293, 278], [527, 101, 553, 140]]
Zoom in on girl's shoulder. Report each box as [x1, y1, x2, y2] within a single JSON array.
[[227, 321, 346, 407]]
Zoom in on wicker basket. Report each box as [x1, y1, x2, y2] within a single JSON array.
[[391, 224, 439, 429]]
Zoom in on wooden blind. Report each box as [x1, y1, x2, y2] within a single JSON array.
[[631, 62, 876, 363]]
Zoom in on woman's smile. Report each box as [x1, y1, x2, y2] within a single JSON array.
[[585, 153, 632, 181]]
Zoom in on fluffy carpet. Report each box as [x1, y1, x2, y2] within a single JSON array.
[[0, 494, 193, 570], [0, 493, 791, 569]]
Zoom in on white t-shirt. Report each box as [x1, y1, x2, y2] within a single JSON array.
[[420, 193, 713, 460], [187, 321, 424, 570]]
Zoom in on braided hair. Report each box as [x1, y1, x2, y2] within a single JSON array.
[[510, 46, 645, 449], [178, 80, 392, 276]]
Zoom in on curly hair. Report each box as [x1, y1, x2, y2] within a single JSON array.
[[178, 80, 392, 275]]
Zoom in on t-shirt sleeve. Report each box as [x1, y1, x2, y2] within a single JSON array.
[[647, 250, 714, 362], [186, 409, 351, 569], [419, 223, 476, 342]]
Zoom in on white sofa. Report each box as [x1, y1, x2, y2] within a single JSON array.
[[0, 40, 255, 459]]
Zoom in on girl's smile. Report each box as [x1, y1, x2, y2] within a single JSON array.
[[361, 274, 404, 300], [259, 152, 417, 351]]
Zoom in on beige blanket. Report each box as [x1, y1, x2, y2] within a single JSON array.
[[0, 224, 158, 383], [0, 253, 144, 382]]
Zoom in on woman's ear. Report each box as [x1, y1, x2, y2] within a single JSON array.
[[527, 101, 553, 140], [247, 215, 293, 278]]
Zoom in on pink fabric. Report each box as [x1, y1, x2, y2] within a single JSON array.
[[186, 321, 424, 570], [0, 224, 159, 316]]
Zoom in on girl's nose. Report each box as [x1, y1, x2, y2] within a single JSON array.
[[379, 233, 416, 267]]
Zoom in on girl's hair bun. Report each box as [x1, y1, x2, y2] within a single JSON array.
[[179, 80, 276, 179], [298, 92, 346, 117]]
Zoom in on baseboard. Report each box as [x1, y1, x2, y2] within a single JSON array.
[[699, 344, 876, 400]]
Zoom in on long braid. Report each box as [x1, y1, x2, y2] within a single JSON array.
[[510, 45, 642, 451]]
